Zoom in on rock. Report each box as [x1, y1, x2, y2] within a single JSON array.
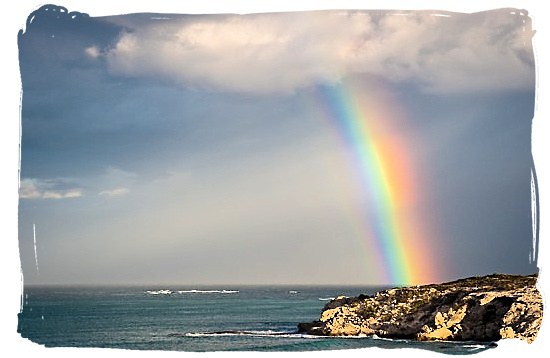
[[434, 312, 445, 328], [298, 273, 542, 343], [447, 304, 467, 326], [296, 321, 325, 335], [419, 326, 453, 341]]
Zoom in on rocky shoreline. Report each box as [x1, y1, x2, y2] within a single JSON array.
[[297, 274, 542, 343]]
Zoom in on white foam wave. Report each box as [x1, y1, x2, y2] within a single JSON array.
[[177, 289, 239, 294], [175, 330, 317, 339], [371, 334, 396, 341], [146, 290, 173, 295], [372, 334, 494, 348], [146, 289, 239, 295], [318, 297, 335, 301]]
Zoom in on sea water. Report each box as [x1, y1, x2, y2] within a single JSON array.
[[18, 285, 495, 354]]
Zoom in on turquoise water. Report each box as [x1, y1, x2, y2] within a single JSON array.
[[18, 285, 495, 353]]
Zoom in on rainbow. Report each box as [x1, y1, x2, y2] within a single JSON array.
[[316, 82, 439, 286]]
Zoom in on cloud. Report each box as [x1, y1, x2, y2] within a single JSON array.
[[103, 10, 535, 94], [99, 187, 130, 197], [92, 167, 137, 197], [19, 168, 139, 201], [19, 178, 83, 199], [85, 46, 100, 58]]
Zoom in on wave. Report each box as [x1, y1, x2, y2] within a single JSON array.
[[167, 330, 381, 340], [168, 330, 495, 351], [371, 334, 495, 349], [146, 290, 173, 295], [318, 297, 335, 301], [168, 329, 320, 339], [176, 289, 239, 294], [146, 289, 239, 295]]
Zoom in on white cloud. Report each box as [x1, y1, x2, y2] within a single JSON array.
[[85, 46, 100, 58], [104, 10, 535, 94], [99, 187, 130, 197], [19, 169, 137, 200], [19, 178, 83, 200]]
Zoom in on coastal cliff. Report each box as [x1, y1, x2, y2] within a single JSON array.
[[298, 274, 542, 343]]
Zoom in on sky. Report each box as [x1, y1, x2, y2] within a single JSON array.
[[3, 2, 550, 358], [14, 3, 540, 287]]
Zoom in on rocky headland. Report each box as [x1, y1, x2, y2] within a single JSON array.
[[298, 274, 542, 343]]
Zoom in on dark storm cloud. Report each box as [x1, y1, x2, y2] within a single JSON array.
[[18, 6, 321, 181], [18, 5, 127, 178], [399, 90, 536, 278], [18, 5, 123, 86]]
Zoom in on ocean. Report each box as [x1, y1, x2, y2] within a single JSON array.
[[18, 285, 496, 354]]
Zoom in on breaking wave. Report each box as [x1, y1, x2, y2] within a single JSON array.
[[177, 289, 239, 294], [168, 330, 380, 340], [145, 289, 239, 295], [146, 290, 173, 295], [168, 329, 318, 339]]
